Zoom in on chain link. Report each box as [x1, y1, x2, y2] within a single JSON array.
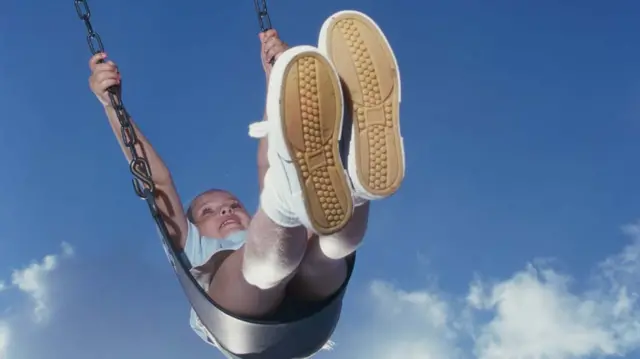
[[73, 2, 215, 351], [253, 0, 272, 32], [74, 0, 160, 218], [75, 0, 274, 242], [73, 2, 292, 355], [253, 0, 276, 65]]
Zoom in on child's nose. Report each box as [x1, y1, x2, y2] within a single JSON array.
[[220, 206, 234, 216]]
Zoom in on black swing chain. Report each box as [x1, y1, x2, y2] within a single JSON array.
[[254, 0, 272, 32], [74, 0, 272, 227], [253, 0, 277, 65], [74, 0, 163, 223]]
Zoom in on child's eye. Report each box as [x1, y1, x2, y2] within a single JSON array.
[[202, 208, 214, 215]]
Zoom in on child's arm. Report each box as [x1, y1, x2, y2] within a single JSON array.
[[257, 112, 269, 191], [89, 53, 189, 251], [257, 30, 287, 191]]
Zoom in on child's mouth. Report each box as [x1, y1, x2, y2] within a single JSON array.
[[220, 217, 240, 229]]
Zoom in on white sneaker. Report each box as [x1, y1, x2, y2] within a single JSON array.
[[249, 45, 354, 235], [318, 11, 405, 202]]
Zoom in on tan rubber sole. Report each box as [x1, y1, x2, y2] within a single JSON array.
[[280, 51, 353, 235], [321, 13, 404, 197]]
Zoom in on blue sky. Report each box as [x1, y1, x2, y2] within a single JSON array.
[[1, 0, 639, 358]]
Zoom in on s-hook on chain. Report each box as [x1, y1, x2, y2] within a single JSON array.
[[74, 0, 164, 224], [74, 0, 274, 226]]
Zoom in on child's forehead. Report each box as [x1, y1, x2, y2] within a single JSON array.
[[193, 190, 237, 207]]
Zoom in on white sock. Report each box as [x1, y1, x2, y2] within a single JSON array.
[[259, 167, 300, 228], [345, 168, 369, 207]]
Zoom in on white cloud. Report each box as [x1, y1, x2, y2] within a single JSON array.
[[469, 266, 621, 359], [349, 220, 640, 359], [61, 242, 74, 257], [9, 242, 74, 323], [0, 322, 9, 359], [0, 242, 73, 359], [361, 280, 464, 359]]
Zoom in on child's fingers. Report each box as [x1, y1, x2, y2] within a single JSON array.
[[93, 69, 119, 84], [88, 52, 107, 71], [260, 29, 277, 42], [98, 78, 120, 91]]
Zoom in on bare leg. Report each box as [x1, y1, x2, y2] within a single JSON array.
[[290, 10, 406, 300], [288, 202, 369, 300], [215, 45, 366, 315], [256, 112, 370, 301], [208, 208, 308, 318], [256, 132, 365, 301]]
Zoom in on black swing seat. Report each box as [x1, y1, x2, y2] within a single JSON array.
[[74, 0, 353, 355], [163, 241, 355, 359]]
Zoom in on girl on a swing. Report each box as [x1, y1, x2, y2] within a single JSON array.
[[88, 10, 404, 357]]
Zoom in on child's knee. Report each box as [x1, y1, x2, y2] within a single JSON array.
[[242, 262, 288, 290], [209, 249, 286, 317], [242, 252, 302, 290], [318, 203, 369, 259], [242, 225, 308, 289], [318, 234, 363, 260]]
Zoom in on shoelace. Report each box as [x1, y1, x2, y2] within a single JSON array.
[[248, 121, 269, 139]]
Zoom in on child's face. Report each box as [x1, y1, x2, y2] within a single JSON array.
[[189, 190, 251, 239]]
